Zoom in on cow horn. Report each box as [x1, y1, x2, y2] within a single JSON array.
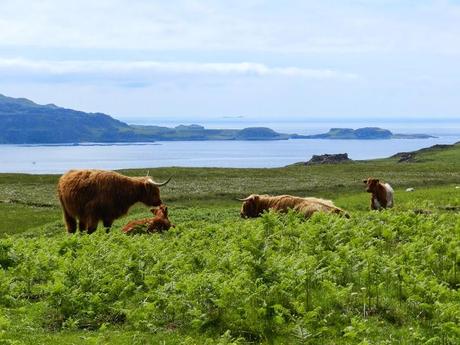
[[146, 170, 150, 177], [237, 196, 252, 201], [151, 176, 172, 187]]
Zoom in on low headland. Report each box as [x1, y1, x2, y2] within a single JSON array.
[[1, 94, 434, 144]]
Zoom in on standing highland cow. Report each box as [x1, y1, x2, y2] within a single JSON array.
[[57, 169, 171, 234]]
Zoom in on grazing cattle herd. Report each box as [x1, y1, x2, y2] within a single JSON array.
[[57, 169, 394, 234]]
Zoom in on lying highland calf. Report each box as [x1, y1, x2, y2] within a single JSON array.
[[363, 177, 394, 210], [239, 194, 350, 219], [57, 169, 171, 234], [123, 204, 174, 234]]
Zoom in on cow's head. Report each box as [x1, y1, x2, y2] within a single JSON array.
[[363, 177, 379, 193], [141, 177, 171, 206], [239, 194, 260, 218], [151, 204, 168, 218]]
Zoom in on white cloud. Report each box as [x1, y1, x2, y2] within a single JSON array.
[[0, 58, 358, 83], [0, 1, 459, 120], [0, 0, 459, 55]]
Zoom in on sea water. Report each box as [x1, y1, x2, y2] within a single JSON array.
[[1, 136, 459, 174]]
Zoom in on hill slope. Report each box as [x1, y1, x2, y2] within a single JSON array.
[[0, 94, 289, 143], [0, 94, 437, 144], [0, 94, 134, 143]]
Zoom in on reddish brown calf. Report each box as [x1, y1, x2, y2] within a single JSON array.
[[123, 204, 174, 234]]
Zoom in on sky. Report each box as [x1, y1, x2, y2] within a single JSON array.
[[0, 0, 459, 123]]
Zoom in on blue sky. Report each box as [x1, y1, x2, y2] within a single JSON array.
[[0, 0, 459, 122]]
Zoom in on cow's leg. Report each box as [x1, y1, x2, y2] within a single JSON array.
[[78, 218, 87, 232], [63, 208, 77, 234], [103, 219, 113, 233], [370, 197, 377, 210], [86, 218, 99, 234]]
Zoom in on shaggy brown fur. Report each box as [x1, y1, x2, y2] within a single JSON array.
[[57, 169, 170, 234], [363, 177, 394, 210], [239, 194, 350, 219], [123, 205, 174, 234]]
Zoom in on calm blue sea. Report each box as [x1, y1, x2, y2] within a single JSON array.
[[1, 135, 459, 174]]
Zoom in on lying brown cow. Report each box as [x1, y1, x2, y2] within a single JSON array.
[[123, 204, 174, 234], [239, 194, 349, 218], [57, 169, 171, 234], [363, 177, 394, 210]]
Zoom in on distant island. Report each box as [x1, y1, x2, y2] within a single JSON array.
[[0, 94, 434, 144], [291, 127, 435, 140], [128, 124, 290, 141], [0, 94, 288, 143]]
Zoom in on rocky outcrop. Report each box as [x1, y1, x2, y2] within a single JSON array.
[[396, 152, 417, 163], [305, 153, 352, 165]]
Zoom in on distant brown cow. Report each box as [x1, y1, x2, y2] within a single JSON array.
[[123, 204, 174, 234], [239, 194, 350, 219], [57, 169, 171, 234], [363, 177, 394, 210]]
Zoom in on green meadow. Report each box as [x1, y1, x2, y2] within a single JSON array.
[[0, 143, 459, 344]]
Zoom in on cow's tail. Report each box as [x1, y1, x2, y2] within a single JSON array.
[[59, 194, 77, 233]]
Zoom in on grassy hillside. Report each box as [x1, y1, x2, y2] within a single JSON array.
[[0, 143, 459, 344]]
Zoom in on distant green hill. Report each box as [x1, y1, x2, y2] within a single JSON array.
[[293, 127, 435, 139], [0, 94, 133, 143], [0, 94, 288, 143], [0, 94, 434, 144], [129, 124, 290, 141]]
